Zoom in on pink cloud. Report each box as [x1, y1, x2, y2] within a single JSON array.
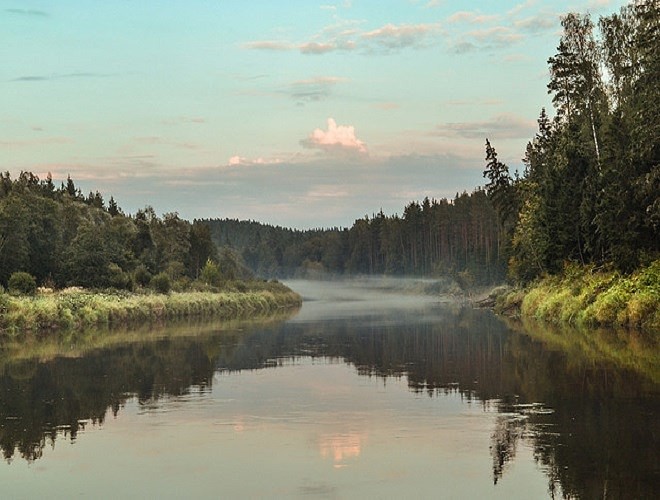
[[227, 155, 283, 167], [303, 118, 367, 154]]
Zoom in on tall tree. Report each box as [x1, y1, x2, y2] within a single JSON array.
[[548, 12, 605, 163]]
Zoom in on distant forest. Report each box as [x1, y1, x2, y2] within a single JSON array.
[[0, 2, 657, 289], [201, 189, 503, 283]]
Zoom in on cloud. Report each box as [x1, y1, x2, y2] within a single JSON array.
[[10, 72, 112, 82], [507, 0, 537, 17], [433, 113, 536, 140], [302, 118, 367, 154], [131, 136, 201, 151], [452, 41, 478, 54], [5, 8, 49, 17], [227, 155, 283, 167], [373, 102, 399, 110], [289, 76, 347, 103], [513, 14, 558, 33], [447, 11, 500, 24], [503, 53, 532, 63], [161, 116, 207, 125], [241, 40, 293, 51], [467, 26, 524, 45], [299, 42, 337, 54], [12, 76, 49, 82], [244, 22, 443, 55], [361, 23, 443, 50], [444, 98, 503, 106], [0, 137, 73, 148], [586, 0, 615, 12]]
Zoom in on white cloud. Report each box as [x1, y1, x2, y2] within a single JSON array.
[[507, 0, 537, 17], [447, 11, 500, 24], [244, 22, 443, 55], [361, 23, 443, 49], [302, 118, 367, 154]]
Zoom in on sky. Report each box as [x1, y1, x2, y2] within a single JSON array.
[[1, 0, 628, 229]]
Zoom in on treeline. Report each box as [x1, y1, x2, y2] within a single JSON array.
[[0, 172, 242, 289], [202, 188, 505, 284], [485, 2, 659, 282]]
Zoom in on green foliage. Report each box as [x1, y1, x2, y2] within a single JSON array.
[[8, 272, 37, 296], [494, 4, 660, 283], [108, 263, 131, 290], [0, 173, 221, 290], [133, 265, 152, 288], [150, 272, 171, 294], [200, 259, 222, 287]]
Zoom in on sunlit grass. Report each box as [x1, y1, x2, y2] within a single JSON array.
[[497, 259, 660, 332], [0, 282, 302, 339]]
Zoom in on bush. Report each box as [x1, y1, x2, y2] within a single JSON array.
[[133, 265, 152, 288], [108, 263, 131, 290], [200, 259, 222, 287], [150, 272, 171, 294], [8, 272, 37, 296]]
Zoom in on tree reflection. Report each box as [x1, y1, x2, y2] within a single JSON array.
[[0, 303, 657, 498]]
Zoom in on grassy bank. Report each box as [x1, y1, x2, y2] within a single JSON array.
[[495, 260, 660, 332], [0, 281, 301, 338]]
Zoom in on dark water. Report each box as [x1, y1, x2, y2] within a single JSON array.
[[0, 279, 658, 499]]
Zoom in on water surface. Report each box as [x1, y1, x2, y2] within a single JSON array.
[[1, 279, 658, 499]]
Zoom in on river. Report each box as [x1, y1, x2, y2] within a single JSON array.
[[1, 279, 658, 499]]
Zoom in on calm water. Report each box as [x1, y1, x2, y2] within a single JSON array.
[[1, 279, 658, 499]]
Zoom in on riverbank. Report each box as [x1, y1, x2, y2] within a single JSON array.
[[0, 281, 302, 338], [493, 260, 660, 332]]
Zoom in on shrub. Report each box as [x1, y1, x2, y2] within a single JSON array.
[[150, 272, 171, 294], [133, 265, 152, 288], [200, 259, 222, 287], [108, 263, 131, 290], [8, 272, 37, 296]]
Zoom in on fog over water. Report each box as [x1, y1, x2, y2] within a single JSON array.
[[284, 277, 457, 322]]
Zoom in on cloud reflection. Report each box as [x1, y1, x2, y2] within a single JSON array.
[[318, 432, 365, 468]]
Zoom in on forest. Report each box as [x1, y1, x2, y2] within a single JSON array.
[[202, 189, 503, 284], [0, 2, 657, 292], [205, 2, 658, 285], [0, 172, 249, 291]]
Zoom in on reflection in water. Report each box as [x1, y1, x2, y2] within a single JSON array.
[[0, 280, 658, 499], [318, 432, 364, 468]]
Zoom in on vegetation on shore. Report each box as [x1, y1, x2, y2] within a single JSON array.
[[0, 171, 300, 337], [0, 280, 301, 339], [495, 260, 660, 332]]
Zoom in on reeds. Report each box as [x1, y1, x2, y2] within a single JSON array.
[[0, 283, 302, 338]]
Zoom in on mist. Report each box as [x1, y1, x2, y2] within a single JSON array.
[[283, 277, 462, 323]]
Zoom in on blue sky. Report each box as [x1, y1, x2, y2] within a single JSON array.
[[1, 0, 628, 228]]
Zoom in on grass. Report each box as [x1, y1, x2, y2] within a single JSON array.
[[0, 281, 302, 339], [496, 259, 660, 332]]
